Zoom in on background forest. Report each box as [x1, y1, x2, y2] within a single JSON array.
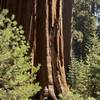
[[66, 0, 100, 100]]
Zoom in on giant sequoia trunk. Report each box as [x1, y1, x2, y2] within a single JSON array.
[[33, 0, 69, 99], [0, 0, 73, 99]]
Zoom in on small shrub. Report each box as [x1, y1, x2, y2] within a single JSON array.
[[59, 91, 96, 100], [0, 9, 41, 100]]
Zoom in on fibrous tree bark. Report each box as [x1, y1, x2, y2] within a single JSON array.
[[0, 0, 73, 99]]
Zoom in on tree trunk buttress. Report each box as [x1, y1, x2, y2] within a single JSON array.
[[35, 0, 68, 99]]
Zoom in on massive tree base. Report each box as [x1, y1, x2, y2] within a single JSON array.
[[0, 0, 73, 99]]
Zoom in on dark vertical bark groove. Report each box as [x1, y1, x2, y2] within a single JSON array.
[[63, 0, 74, 67]]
